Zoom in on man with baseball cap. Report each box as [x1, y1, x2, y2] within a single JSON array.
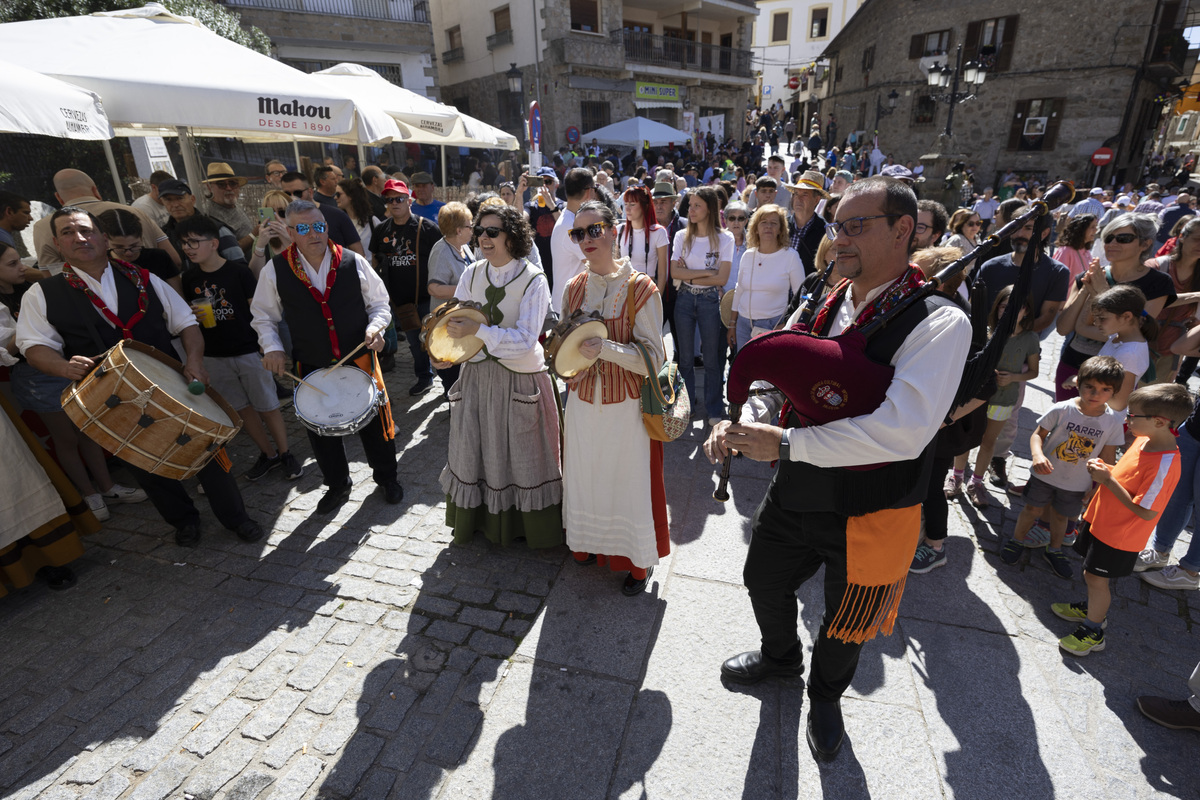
[[369, 179, 443, 394], [525, 167, 563, 282], [1069, 186, 1107, 218], [785, 170, 830, 274], [879, 164, 915, 186], [409, 172, 444, 223], [158, 178, 245, 270], [200, 162, 254, 252]]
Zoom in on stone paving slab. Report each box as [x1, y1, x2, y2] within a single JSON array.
[[0, 334, 1198, 799]]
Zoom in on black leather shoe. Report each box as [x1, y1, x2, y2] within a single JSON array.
[[235, 519, 265, 543], [175, 521, 201, 547], [383, 481, 404, 505], [720, 650, 804, 685], [807, 699, 845, 762], [409, 378, 435, 396], [621, 565, 654, 596], [316, 481, 352, 514], [575, 553, 597, 566]]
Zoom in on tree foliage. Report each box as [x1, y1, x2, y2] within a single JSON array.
[[0, 0, 272, 55]]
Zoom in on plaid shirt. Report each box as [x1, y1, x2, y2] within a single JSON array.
[[789, 211, 818, 251]]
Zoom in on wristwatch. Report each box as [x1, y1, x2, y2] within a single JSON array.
[[778, 434, 790, 462]]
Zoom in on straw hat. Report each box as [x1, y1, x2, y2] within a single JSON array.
[[202, 162, 247, 186], [784, 170, 830, 198]]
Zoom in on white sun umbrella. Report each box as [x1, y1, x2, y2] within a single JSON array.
[[0, 4, 399, 186], [311, 64, 518, 150], [583, 116, 690, 148], [0, 59, 113, 140]]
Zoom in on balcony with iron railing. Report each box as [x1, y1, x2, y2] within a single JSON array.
[[487, 29, 513, 50], [1147, 29, 1189, 77], [611, 29, 753, 79], [222, 0, 428, 23], [442, 47, 464, 63]]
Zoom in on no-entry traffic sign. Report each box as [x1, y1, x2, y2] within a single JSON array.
[[1091, 147, 1114, 166]]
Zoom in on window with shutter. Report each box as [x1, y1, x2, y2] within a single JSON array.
[[908, 29, 952, 58], [771, 11, 790, 44], [970, 15, 1019, 71], [1009, 98, 1064, 151]]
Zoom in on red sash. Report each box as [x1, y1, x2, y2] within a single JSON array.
[[285, 242, 346, 359]]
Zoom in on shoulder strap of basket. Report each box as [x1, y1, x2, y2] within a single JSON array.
[[625, 276, 674, 407]]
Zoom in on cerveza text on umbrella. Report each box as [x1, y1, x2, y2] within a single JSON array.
[[60, 107, 91, 134]]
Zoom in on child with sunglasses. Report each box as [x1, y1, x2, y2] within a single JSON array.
[[1051, 384, 1192, 655]]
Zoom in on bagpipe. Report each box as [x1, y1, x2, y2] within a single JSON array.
[[713, 180, 1076, 502]]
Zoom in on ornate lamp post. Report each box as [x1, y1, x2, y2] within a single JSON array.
[[874, 89, 900, 133], [925, 44, 986, 137]]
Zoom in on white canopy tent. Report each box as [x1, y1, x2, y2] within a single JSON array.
[[0, 4, 401, 188], [582, 116, 690, 148], [0, 59, 113, 141], [311, 64, 520, 185]]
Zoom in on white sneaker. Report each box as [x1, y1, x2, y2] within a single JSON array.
[[102, 483, 148, 504], [1134, 548, 1172, 572], [1140, 565, 1200, 591], [84, 493, 110, 522]]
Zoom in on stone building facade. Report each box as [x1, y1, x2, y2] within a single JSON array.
[[431, 0, 759, 154], [219, 0, 438, 97], [818, 0, 1192, 191]]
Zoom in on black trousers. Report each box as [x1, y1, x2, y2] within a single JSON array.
[[920, 455, 954, 543], [124, 458, 248, 532], [743, 490, 891, 702]]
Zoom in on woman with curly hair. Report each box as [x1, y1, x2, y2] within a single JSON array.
[[435, 203, 562, 548], [1052, 213, 1098, 282]]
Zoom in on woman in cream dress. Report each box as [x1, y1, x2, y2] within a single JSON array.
[[561, 201, 669, 595]]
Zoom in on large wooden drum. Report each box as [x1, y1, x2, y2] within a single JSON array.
[[61, 340, 242, 480]]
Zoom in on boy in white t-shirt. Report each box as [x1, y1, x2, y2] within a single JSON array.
[[1002, 357, 1126, 579]]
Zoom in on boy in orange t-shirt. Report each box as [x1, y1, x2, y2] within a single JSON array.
[[1051, 384, 1194, 656]]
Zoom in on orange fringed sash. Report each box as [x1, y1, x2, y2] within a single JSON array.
[[826, 504, 922, 644]]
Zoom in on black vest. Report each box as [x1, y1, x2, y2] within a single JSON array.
[[771, 291, 958, 517], [41, 270, 174, 360], [272, 248, 367, 367]]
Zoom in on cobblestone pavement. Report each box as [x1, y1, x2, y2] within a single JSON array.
[[2, 333, 1199, 800]]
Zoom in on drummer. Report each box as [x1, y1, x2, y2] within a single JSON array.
[[250, 200, 403, 516], [15, 207, 262, 547], [434, 204, 563, 547], [561, 201, 669, 595]]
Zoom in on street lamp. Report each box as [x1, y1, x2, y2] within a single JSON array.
[[506, 62, 523, 95], [874, 89, 899, 132], [924, 44, 986, 137]]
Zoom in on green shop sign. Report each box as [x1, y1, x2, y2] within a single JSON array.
[[634, 82, 680, 101]]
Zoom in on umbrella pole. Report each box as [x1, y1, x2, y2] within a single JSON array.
[[441, 145, 447, 187], [177, 127, 204, 190], [293, 139, 301, 172], [357, 144, 366, 175], [102, 139, 127, 204]]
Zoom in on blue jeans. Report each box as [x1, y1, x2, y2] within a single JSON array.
[[735, 314, 783, 352], [1151, 426, 1200, 572], [675, 287, 725, 418]]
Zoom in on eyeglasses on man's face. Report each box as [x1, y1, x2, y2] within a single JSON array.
[[289, 221, 327, 235], [825, 214, 900, 241]]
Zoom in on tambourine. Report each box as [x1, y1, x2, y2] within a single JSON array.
[[419, 300, 489, 364], [544, 310, 608, 378], [719, 289, 736, 329]]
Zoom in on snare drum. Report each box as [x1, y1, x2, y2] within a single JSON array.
[[544, 310, 609, 378], [294, 365, 383, 437], [420, 300, 489, 364], [61, 340, 242, 480]]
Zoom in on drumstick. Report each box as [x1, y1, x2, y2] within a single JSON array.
[[283, 370, 329, 397], [330, 340, 367, 371]]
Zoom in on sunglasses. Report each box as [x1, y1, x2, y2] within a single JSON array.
[[210, 180, 240, 190], [1104, 232, 1138, 245], [385, 196, 410, 204], [473, 225, 504, 239], [290, 221, 327, 235], [567, 222, 612, 243], [726, 215, 748, 222], [286, 189, 307, 198]]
